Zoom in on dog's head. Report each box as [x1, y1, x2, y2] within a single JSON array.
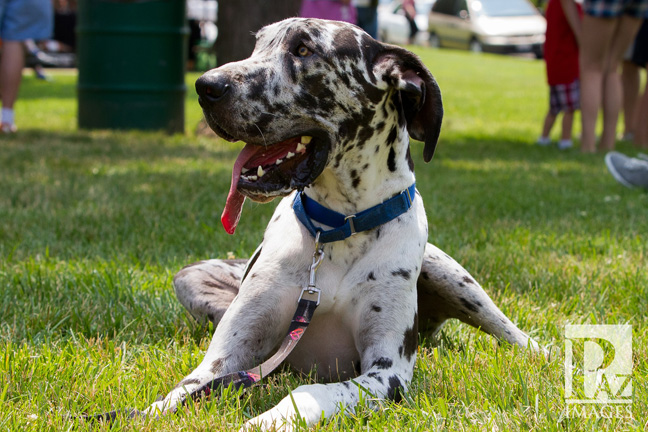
[[196, 18, 443, 234]]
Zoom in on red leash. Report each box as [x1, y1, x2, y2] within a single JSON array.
[[83, 242, 325, 423]]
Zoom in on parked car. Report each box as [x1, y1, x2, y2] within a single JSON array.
[[428, 0, 546, 58], [378, 0, 435, 45]]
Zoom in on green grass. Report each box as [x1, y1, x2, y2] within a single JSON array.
[[1, 49, 646, 431]]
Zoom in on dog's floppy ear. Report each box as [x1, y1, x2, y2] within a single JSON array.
[[372, 46, 443, 162]]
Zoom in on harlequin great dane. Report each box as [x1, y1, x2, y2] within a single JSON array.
[[144, 18, 541, 430]]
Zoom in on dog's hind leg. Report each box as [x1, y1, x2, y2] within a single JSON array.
[[417, 243, 541, 351], [173, 258, 247, 327]]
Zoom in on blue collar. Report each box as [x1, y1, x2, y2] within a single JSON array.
[[292, 183, 416, 244]]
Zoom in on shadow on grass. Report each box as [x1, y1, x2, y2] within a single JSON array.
[[1, 129, 646, 343], [0, 129, 277, 264]]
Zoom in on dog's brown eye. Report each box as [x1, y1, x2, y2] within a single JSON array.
[[296, 45, 313, 58]]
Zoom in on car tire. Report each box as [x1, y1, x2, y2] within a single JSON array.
[[469, 38, 483, 54], [429, 32, 440, 48]]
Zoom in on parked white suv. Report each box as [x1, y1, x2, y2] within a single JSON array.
[[428, 0, 546, 58]]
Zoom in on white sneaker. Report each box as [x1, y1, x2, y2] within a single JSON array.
[[1, 122, 17, 134], [536, 136, 551, 146], [558, 139, 573, 150]]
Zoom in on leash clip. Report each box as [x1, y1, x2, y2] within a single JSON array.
[[299, 233, 324, 305]]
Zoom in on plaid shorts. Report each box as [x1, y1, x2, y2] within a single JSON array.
[[584, 0, 648, 18], [550, 79, 580, 115]]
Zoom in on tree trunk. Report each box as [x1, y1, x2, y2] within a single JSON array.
[[216, 0, 302, 67]]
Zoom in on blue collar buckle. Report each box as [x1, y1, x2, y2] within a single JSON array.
[[292, 183, 417, 244]]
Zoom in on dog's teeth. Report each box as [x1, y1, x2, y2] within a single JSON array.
[[257, 166, 265, 177], [242, 167, 250, 174], [301, 136, 312, 144], [248, 175, 258, 181], [286, 152, 295, 159], [275, 159, 283, 165], [296, 143, 306, 153]]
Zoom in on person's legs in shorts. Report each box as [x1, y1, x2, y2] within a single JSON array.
[[580, 1, 643, 152], [0, 0, 53, 131]]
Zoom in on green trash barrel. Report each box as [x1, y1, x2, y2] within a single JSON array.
[[77, 0, 188, 133]]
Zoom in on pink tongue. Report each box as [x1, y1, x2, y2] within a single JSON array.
[[221, 143, 260, 234]]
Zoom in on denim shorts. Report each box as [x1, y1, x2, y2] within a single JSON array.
[[0, 0, 53, 41], [584, 0, 648, 18]]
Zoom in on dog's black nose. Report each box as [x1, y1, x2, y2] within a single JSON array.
[[196, 74, 231, 106]]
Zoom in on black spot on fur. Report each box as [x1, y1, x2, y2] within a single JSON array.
[[462, 276, 476, 285], [368, 371, 384, 384], [387, 375, 403, 402], [386, 127, 398, 146], [372, 357, 393, 370], [367, 271, 376, 281], [357, 124, 374, 145], [387, 147, 397, 172], [210, 358, 224, 374], [391, 268, 411, 280], [401, 313, 418, 361], [406, 145, 414, 171], [459, 297, 480, 313], [421, 271, 430, 280], [372, 305, 382, 312], [241, 246, 261, 283], [334, 152, 344, 168]]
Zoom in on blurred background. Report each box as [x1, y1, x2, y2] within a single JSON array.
[[24, 0, 549, 74]]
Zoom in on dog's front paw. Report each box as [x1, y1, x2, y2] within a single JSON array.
[[242, 409, 295, 432], [241, 386, 328, 431]]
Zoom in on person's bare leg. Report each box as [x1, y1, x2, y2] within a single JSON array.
[[580, 16, 617, 153], [0, 41, 25, 112], [561, 110, 574, 141], [541, 111, 557, 140], [621, 60, 640, 139], [635, 83, 648, 149], [600, 16, 643, 151]]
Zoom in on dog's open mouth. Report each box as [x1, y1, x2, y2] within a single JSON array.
[[222, 133, 329, 234]]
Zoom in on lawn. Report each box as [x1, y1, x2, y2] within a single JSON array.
[[1, 48, 646, 431]]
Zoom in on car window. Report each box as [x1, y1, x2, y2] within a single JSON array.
[[416, 1, 434, 15], [472, 0, 538, 17], [453, 0, 468, 16], [432, 0, 455, 15]]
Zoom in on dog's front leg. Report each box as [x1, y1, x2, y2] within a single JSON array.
[[245, 287, 419, 431], [142, 283, 295, 416]]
